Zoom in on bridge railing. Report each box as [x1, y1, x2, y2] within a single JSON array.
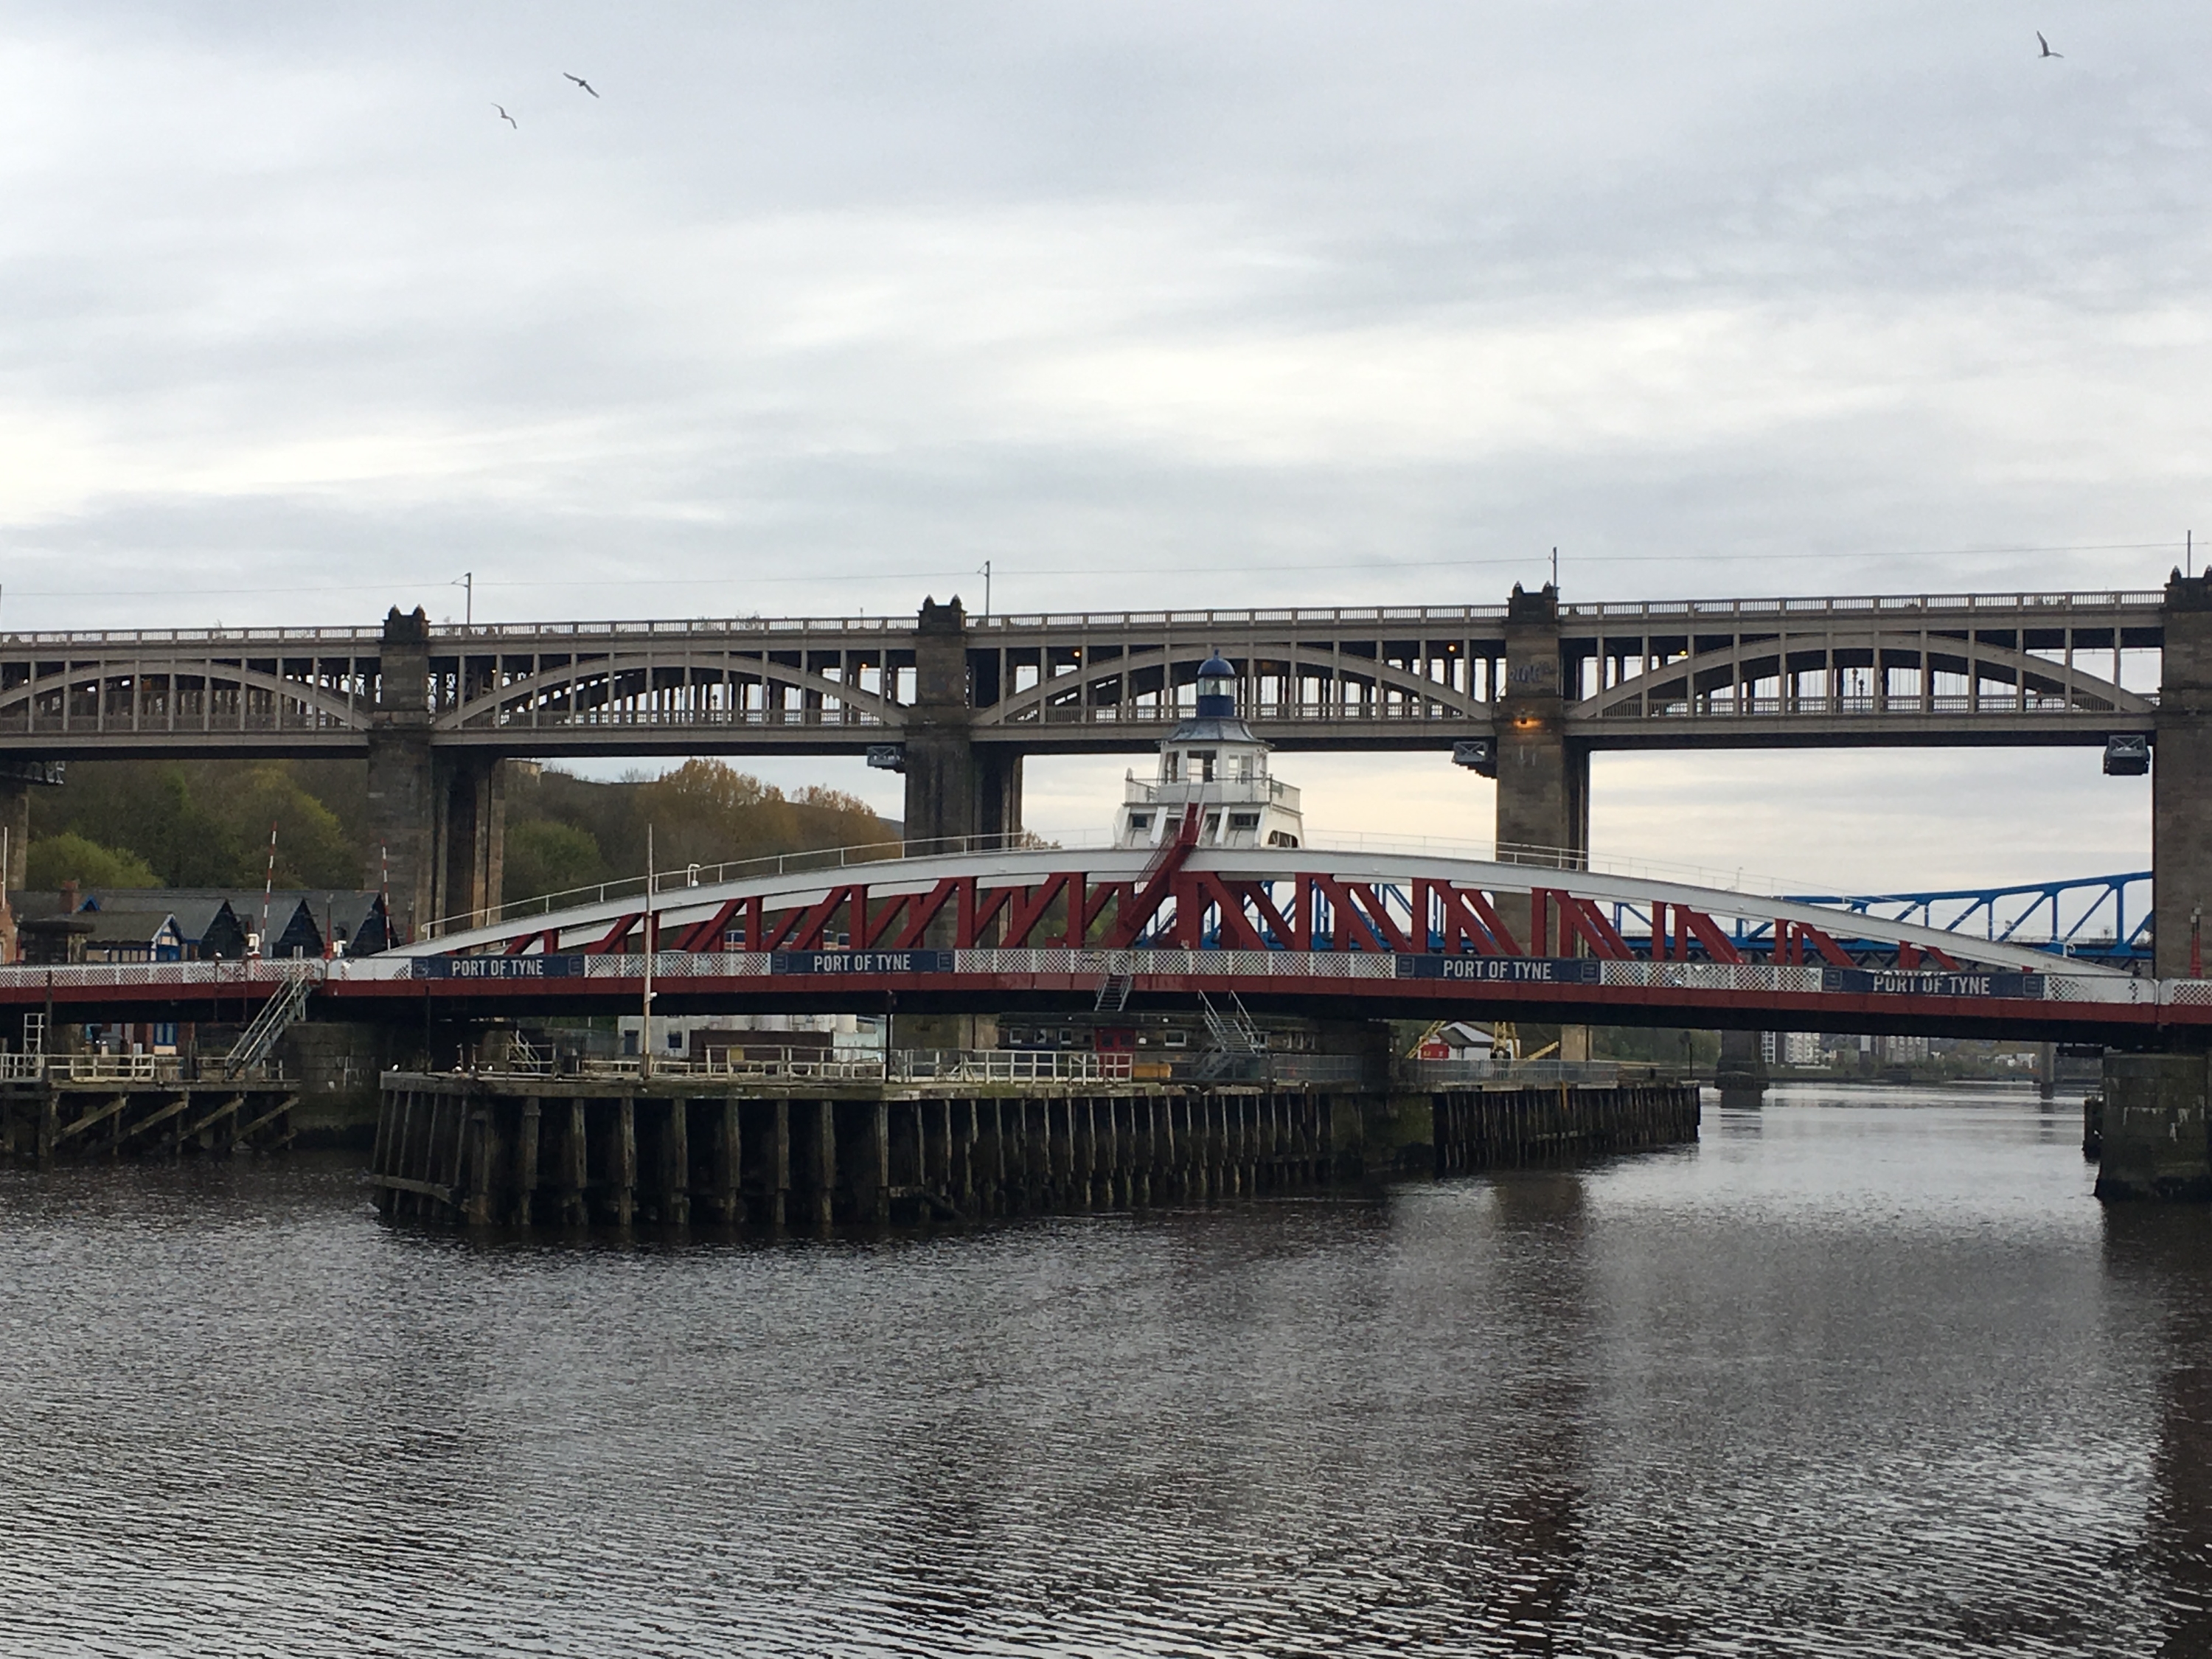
[[0, 947, 2184, 1006], [1394, 1058, 1659, 1088], [0, 1052, 288, 1083], [893, 1049, 1135, 1084], [1559, 591, 2166, 621]]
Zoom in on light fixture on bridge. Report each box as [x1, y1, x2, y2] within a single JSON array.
[[2104, 735, 2150, 776], [866, 745, 906, 773]]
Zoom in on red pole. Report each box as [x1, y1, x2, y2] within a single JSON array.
[[257, 821, 277, 959]]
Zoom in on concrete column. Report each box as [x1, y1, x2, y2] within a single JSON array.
[[366, 607, 434, 944], [901, 597, 1025, 853], [1494, 582, 1588, 1019], [1715, 1028, 1767, 1109], [437, 752, 507, 932], [2157, 571, 2212, 979], [1494, 582, 1589, 867], [2096, 1053, 2211, 1201]]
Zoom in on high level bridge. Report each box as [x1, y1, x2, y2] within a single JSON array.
[[1, 577, 2203, 975]]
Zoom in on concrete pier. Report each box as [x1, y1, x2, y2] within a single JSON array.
[[2095, 1053, 2212, 1202], [1714, 1029, 1768, 1110], [369, 1070, 1703, 1230]]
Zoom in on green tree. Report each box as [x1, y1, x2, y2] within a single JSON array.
[[230, 762, 360, 888], [26, 832, 159, 890], [504, 820, 605, 905]]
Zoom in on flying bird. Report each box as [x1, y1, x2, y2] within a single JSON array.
[[564, 73, 599, 97], [493, 102, 517, 128], [2037, 32, 2062, 58]]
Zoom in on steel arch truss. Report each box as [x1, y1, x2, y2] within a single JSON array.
[[0, 654, 375, 741], [973, 638, 1498, 731], [1573, 625, 2155, 730], [411, 846, 2099, 978]]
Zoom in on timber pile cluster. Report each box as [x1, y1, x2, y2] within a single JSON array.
[[372, 1079, 1357, 1228], [372, 1072, 1705, 1229], [1, 1081, 301, 1166], [1432, 1082, 1702, 1174]]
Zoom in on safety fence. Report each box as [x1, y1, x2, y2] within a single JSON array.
[[0, 1053, 288, 1083], [0, 950, 2189, 1006]]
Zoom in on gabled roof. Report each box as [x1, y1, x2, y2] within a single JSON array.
[[76, 905, 183, 944]]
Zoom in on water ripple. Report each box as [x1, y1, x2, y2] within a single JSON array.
[[0, 1088, 2199, 1655]]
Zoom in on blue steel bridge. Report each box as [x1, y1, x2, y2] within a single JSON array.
[[1770, 871, 2152, 968]]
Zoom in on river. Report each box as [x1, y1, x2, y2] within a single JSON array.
[[2, 1083, 2207, 1656]]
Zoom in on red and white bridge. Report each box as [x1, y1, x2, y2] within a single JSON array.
[[1, 816, 2197, 1043]]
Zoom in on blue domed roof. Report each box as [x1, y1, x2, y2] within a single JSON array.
[[1193, 655, 1237, 718]]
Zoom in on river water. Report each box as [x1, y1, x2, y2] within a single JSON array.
[[2, 1083, 2209, 1657]]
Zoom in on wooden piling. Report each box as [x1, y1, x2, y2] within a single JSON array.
[[662, 1096, 691, 1226], [516, 1098, 540, 1225]]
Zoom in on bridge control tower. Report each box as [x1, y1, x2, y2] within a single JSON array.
[[1113, 655, 1304, 850]]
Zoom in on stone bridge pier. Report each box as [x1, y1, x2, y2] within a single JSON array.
[[901, 597, 1023, 852], [364, 607, 505, 943], [2157, 570, 2212, 981]]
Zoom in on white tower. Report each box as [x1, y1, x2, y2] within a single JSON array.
[[1113, 655, 1304, 849]]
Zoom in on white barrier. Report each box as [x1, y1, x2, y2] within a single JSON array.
[[0, 950, 2200, 1010]]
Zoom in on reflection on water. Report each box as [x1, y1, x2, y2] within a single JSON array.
[[1, 1083, 2208, 1655]]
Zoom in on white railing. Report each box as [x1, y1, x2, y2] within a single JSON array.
[[1397, 1058, 1649, 1088], [1599, 692, 2150, 719], [493, 1048, 1134, 1084], [893, 1049, 1135, 1083], [1559, 591, 2166, 622], [65, 1054, 184, 1083], [567, 1051, 891, 1082], [4, 591, 2166, 653], [0, 945, 2188, 1006]]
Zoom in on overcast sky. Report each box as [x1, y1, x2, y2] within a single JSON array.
[[1, 2, 2197, 889]]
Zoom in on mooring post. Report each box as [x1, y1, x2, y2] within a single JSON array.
[[1026, 1098, 1049, 1208], [464, 1104, 495, 1225], [982, 1099, 1006, 1211], [516, 1097, 540, 1226], [663, 1096, 690, 1226], [810, 1099, 836, 1228], [951, 1098, 975, 1206], [863, 1099, 890, 1225], [563, 1097, 588, 1225], [714, 1095, 741, 1224], [33, 1084, 58, 1177], [767, 1097, 790, 1228], [612, 1095, 637, 1227]]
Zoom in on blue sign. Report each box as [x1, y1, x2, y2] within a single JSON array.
[[1825, 969, 2045, 999], [414, 955, 586, 979], [771, 950, 956, 975], [1397, 956, 1601, 984]]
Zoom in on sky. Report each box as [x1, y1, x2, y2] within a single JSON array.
[[1, 1, 2199, 889]]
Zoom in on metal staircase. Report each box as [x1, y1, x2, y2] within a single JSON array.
[[1094, 972, 1133, 1014], [223, 974, 310, 1078], [1195, 991, 1265, 1077]]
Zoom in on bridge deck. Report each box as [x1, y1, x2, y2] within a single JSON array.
[[0, 588, 2168, 757]]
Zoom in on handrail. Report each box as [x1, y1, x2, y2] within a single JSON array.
[[0, 589, 2170, 650]]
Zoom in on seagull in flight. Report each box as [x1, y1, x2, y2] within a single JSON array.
[[2037, 32, 2062, 58], [564, 72, 599, 97], [493, 102, 517, 128]]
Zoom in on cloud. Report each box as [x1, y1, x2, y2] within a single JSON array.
[[0, 0, 2196, 880]]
